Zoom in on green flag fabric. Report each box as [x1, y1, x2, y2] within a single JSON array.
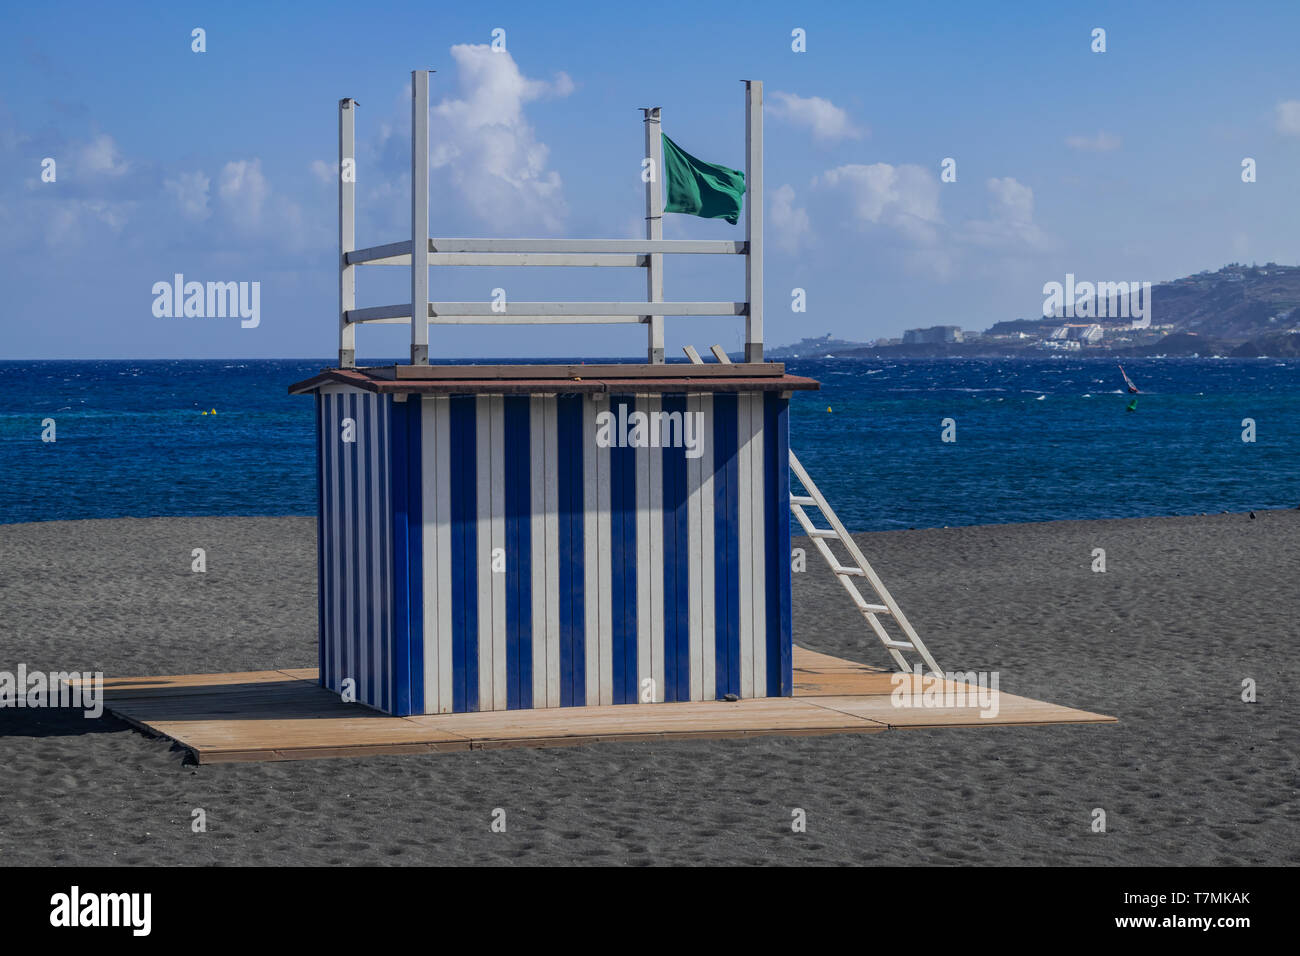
[[661, 133, 746, 225]]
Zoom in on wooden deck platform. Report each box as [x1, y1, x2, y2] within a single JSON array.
[[89, 648, 1114, 763]]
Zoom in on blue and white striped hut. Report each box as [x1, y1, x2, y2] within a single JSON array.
[[291, 70, 831, 715], [290, 367, 820, 716]]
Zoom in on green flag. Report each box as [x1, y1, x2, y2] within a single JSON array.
[[661, 133, 745, 225]]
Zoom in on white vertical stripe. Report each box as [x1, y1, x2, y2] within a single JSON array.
[[699, 393, 716, 700], [340, 393, 355, 696], [475, 396, 494, 711], [736, 393, 754, 698], [419, 395, 439, 714], [749, 393, 767, 695], [529, 396, 547, 708], [635, 396, 652, 702], [490, 395, 507, 711], [330, 394, 343, 694], [355, 395, 370, 705], [595, 397, 614, 705], [433, 398, 453, 713], [582, 395, 601, 706], [543, 397, 561, 708], [646, 395, 665, 702]]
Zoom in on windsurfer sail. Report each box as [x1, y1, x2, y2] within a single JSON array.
[[1118, 364, 1139, 394]]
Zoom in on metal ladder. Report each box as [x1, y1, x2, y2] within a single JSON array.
[[684, 345, 942, 675], [788, 452, 942, 675]]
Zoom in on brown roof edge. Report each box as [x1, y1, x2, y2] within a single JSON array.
[[288, 368, 820, 396]]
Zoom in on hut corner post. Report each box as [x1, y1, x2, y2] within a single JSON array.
[[744, 80, 764, 363], [411, 69, 430, 366], [338, 98, 356, 369], [643, 107, 664, 363]]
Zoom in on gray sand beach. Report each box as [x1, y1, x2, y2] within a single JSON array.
[[1, 511, 1295, 865]]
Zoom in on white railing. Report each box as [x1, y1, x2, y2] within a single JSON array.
[[337, 72, 764, 368]]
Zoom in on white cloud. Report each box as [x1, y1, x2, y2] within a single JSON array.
[[1275, 100, 1300, 136], [430, 44, 573, 231], [769, 184, 810, 252], [78, 133, 129, 176], [961, 176, 1046, 248], [43, 199, 133, 244], [163, 171, 211, 221], [310, 159, 334, 185], [769, 92, 864, 144], [1065, 130, 1121, 151], [987, 176, 1033, 224], [217, 159, 270, 230], [815, 163, 940, 243]]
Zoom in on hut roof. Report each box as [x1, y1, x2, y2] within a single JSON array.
[[290, 364, 820, 397]]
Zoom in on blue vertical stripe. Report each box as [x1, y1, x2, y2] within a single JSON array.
[[378, 396, 391, 713], [503, 396, 533, 710], [449, 395, 479, 712], [389, 396, 413, 715], [712, 393, 740, 699], [765, 393, 792, 697], [556, 395, 586, 707], [661, 395, 691, 702], [609, 395, 638, 705], [315, 395, 327, 689]]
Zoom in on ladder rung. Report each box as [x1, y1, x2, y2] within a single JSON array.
[[790, 495, 818, 506], [858, 604, 891, 614], [831, 564, 864, 577], [808, 528, 838, 538], [881, 639, 915, 650]]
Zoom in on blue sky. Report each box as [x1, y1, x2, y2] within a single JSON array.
[[3, 0, 1300, 359]]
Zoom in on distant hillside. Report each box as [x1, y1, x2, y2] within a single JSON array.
[[987, 264, 1300, 347], [1144, 264, 1300, 341], [778, 263, 1300, 358]]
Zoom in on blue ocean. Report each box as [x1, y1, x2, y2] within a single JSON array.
[[0, 358, 1294, 530]]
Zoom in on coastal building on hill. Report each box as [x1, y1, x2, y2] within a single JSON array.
[[1050, 323, 1105, 345], [903, 325, 964, 345]]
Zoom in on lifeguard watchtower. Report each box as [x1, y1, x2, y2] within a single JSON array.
[[291, 71, 939, 717]]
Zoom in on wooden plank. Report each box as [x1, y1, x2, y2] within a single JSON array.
[[794, 671, 905, 697], [94, 645, 1116, 764], [402, 696, 885, 743], [793, 646, 886, 673], [143, 717, 472, 763], [803, 693, 1118, 729]]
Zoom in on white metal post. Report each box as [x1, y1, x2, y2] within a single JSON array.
[[411, 70, 430, 365], [339, 98, 356, 368], [643, 107, 664, 363], [744, 80, 764, 363]]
